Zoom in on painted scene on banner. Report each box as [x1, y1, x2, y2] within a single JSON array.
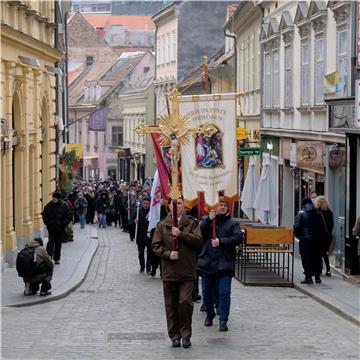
[[179, 94, 238, 208]]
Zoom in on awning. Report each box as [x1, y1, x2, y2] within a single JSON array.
[[83, 155, 99, 160]]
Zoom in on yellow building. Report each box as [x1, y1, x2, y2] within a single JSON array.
[[0, 1, 64, 268]]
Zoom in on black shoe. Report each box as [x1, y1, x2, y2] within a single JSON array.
[[182, 339, 191, 348], [54, 260, 61, 265], [301, 278, 313, 284], [171, 339, 180, 348], [39, 290, 52, 296], [315, 276, 322, 283], [219, 321, 228, 332], [139, 268, 144, 273], [151, 270, 156, 277], [193, 294, 201, 302], [325, 271, 331, 277], [204, 316, 213, 326]]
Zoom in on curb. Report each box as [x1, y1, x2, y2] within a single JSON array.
[[294, 283, 360, 327], [7, 234, 99, 308]]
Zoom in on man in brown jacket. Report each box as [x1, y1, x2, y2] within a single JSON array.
[[152, 198, 202, 349]]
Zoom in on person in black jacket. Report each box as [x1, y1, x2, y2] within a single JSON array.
[[133, 196, 151, 273], [42, 192, 72, 264], [198, 198, 243, 332], [294, 197, 325, 284], [314, 196, 334, 277], [95, 191, 109, 228]]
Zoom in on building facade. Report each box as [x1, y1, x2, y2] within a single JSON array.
[[152, 1, 233, 120], [260, 0, 357, 274], [0, 0, 65, 267]]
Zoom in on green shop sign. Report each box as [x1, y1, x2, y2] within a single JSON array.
[[238, 147, 262, 157]]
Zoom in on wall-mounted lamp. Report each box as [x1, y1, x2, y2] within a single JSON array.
[[0, 118, 10, 153]]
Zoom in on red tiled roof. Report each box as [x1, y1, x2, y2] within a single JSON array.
[[83, 15, 155, 30], [68, 70, 82, 85]]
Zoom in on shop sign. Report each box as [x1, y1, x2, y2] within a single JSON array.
[[238, 147, 261, 157], [296, 142, 324, 174], [66, 143, 82, 158], [329, 148, 346, 168]]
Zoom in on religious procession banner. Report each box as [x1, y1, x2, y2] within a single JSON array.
[[178, 93, 238, 208]]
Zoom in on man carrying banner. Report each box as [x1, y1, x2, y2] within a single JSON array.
[[152, 197, 202, 349], [197, 197, 243, 332]]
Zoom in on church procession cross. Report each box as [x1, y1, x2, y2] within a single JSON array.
[[134, 87, 217, 251]]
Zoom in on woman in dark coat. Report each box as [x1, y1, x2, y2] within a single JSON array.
[[85, 188, 95, 224], [314, 196, 334, 277]]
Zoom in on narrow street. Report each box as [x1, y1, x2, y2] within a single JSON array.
[[2, 226, 359, 360]]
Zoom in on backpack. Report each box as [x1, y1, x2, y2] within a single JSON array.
[[16, 247, 39, 278]]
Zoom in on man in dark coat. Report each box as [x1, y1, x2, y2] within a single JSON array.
[[126, 191, 137, 241], [95, 191, 109, 228], [42, 192, 72, 264], [152, 198, 202, 349], [198, 198, 243, 332], [294, 197, 324, 284], [133, 196, 151, 273]]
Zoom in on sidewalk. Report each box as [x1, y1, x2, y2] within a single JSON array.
[[1, 224, 98, 307], [292, 255, 360, 326]]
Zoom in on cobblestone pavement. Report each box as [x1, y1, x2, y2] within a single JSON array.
[[2, 227, 359, 360]]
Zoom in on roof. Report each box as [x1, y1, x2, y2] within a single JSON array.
[[82, 15, 155, 30]]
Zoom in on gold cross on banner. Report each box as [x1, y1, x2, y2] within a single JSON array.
[[134, 88, 217, 200]]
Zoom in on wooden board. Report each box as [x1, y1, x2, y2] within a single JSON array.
[[242, 227, 294, 245]]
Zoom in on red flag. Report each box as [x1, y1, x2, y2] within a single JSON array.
[[150, 133, 171, 197]]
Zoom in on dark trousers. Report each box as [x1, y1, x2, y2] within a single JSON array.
[[202, 273, 231, 322], [299, 241, 322, 278], [121, 211, 129, 231], [137, 236, 151, 272], [129, 223, 135, 241], [163, 280, 194, 341], [47, 231, 64, 262], [27, 272, 53, 294]]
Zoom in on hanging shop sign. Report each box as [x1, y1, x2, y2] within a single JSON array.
[[236, 128, 248, 141], [296, 142, 324, 174]]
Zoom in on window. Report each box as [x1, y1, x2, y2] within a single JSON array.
[[86, 56, 94, 66], [272, 49, 279, 107], [314, 37, 325, 105], [284, 45, 293, 107], [301, 41, 310, 106], [111, 126, 123, 146], [167, 33, 171, 63], [172, 31, 176, 61], [264, 52, 272, 108], [84, 87, 89, 100], [337, 28, 349, 97], [90, 86, 95, 100], [96, 85, 101, 100]]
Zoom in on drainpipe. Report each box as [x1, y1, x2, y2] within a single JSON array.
[[223, 28, 237, 92]]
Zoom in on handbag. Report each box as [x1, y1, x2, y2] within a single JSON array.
[[320, 212, 333, 255]]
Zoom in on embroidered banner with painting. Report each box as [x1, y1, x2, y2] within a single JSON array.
[[179, 93, 238, 208]]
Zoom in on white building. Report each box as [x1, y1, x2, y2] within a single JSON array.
[[260, 0, 355, 273]]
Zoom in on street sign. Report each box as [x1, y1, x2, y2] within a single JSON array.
[[236, 127, 248, 140], [238, 147, 262, 156]]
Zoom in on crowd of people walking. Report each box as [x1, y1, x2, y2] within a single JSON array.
[[18, 172, 360, 350]]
